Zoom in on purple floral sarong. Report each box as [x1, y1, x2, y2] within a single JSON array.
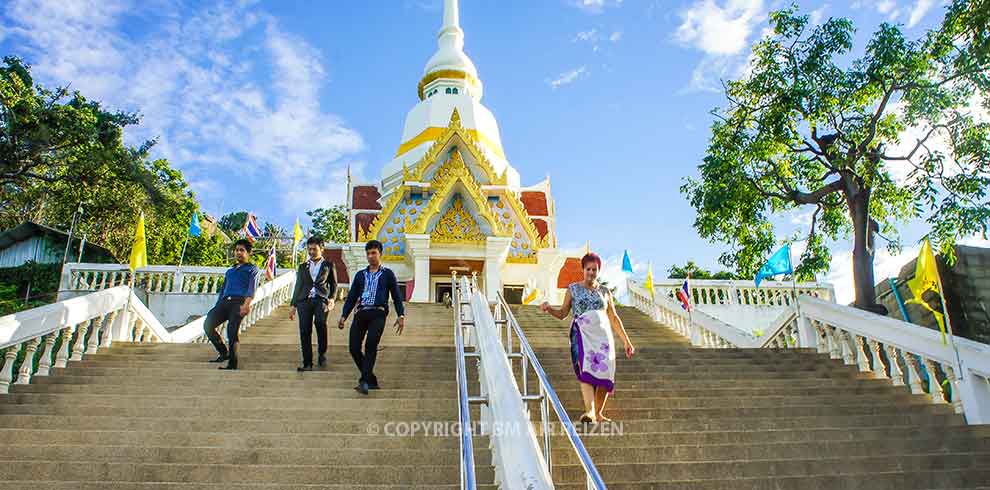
[[569, 309, 615, 393]]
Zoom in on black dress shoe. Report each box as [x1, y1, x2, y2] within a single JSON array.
[[218, 364, 238, 370], [318, 355, 327, 367], [354, 382, 369, 395], [297, 365, 313, 372], [208, 354, 229, 363]]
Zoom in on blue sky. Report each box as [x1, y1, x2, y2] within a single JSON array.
[[2, 0, 979, 302]]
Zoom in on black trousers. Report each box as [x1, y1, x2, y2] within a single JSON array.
[[203, 297, 246, 357], [349, 309, 386, 385], [296, 298, 328, 367]]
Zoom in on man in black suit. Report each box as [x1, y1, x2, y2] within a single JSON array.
[[289, 236, 336, 372]]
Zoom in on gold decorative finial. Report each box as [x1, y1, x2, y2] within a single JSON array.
[[449, 108, 462, 128]]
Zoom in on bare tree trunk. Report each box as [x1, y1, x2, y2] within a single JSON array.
[[847, 186, 887, 314]]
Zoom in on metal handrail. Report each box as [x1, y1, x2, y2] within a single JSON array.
[[452, 274, 477, 490], [494, 292, 607, 490]]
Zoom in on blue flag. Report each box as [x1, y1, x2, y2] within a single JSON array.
[[622, 250, 633, 273], [755, 244, 792, 287], [188, 213, 202, 237]]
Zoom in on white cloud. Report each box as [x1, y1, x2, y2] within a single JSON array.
[[675, 0, 764, 56], [674, 0, 767, 93], [609, 31, 623, 42], [809, 4, 828, 26], [574, 28, 600, 42], [907, 0, 936, 27], [547, 66, 588, 89], [570, 0, 624, 14], [2, 0, 365, 217]]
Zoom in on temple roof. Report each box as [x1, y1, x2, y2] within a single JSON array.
[[351, 185, 381, 210]]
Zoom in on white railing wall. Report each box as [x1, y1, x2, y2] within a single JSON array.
[[0, 271, 296, 394], [628, 279, 990, 425], [459, 275, 555, 490], [651, 278, 834, 306], [59, 263, 231, 296]]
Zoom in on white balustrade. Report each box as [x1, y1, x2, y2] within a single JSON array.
[[459, 276, 556, 490], [59, 263, 232, 296], [650, 278, 835, 306], [0, 270, 296, 394], [628, 279, 990, 425]]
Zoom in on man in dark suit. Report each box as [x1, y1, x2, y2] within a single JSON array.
[[338, 239, 405, 395], [289, 236, 336, 372]]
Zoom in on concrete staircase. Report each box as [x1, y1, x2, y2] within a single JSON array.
[[0, 303, 493, 489], [513, 304, 990, 490]]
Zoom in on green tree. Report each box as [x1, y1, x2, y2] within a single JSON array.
[[682, 6, 990, 311], [0, 57, 223, 266], [218, 211, 248, 234], [307, 205, 349, 244], [667, 261, 736, 280]]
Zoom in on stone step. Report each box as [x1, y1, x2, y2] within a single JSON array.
[[1, 390, 929, 410], [0, 445, 491, 466], [0, 428, 489, 450], [552, 437, 990, 463], [0, 461, 496, 485], [0, 483, 501, 490], [550, 470, 990, 490], [548, 453, 987, 482]]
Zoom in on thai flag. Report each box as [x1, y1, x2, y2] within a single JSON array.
[[264, 244, 277, 281], [243, 213, 262, 243], [676, 278, 692, 311]]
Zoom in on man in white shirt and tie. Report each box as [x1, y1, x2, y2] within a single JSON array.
[[289, 237, 336, 371]]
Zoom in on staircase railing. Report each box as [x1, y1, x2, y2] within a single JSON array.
[[0, 271, 296, 394], [58, 263, 231, 297], [455, 274, 555, 490], [0, 286, 169, 393], [451, 273, 478, 490], [628, 280, 990, 425], [493, 291, 608, 490], [170, 271, 296, 343]]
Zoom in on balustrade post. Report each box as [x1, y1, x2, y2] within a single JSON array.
[[100, 311, 118, 348], [868, 339, 887, 379], [70, 319, 90, 361], [923, 359, 945, 404], [54, 326, 76, 368], [0, 346, 18, 393], [86, 314, 106, 354], [796, 311, 816, 349], [884, 345, 905, 386], [14, 337, 41, 385], [36, 333, 59, 376], [944, 366, 965, 414], [956, 367, 990, 424], [904, 355, 926, 395]]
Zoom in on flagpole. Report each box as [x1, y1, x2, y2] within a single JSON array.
[[178, 234, 190, 270], [933, 258, 965, 390]]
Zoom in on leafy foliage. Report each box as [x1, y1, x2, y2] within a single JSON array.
[[306, 205, 349, 244], [667, 261, 737, 280], [682, 6, 989, 308], [218, 211, 248, 234], [0, 57, 226, 266]]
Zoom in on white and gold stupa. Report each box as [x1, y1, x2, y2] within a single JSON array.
[[340, 0, 583, 303]]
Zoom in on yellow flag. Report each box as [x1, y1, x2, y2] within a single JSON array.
[[523, 287, 540, 305], [293, 218, 303, 247], [128, 212, 148, 272], [644, 263, 655, 298], [905, 239, 947, 343]]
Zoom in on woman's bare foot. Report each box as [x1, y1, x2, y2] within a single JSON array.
[[596, 414, 612, 422], [579, 412, 596, 424]]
